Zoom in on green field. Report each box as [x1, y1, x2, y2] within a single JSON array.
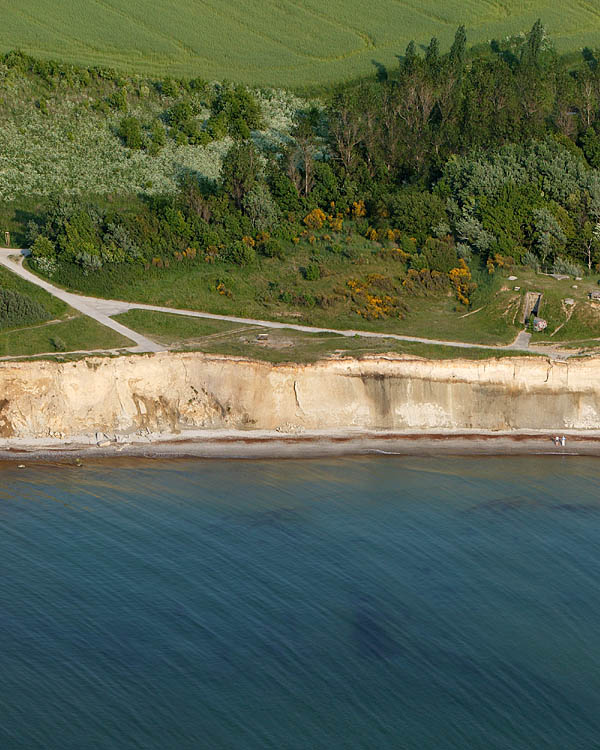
[[1, 1, 599, 86]]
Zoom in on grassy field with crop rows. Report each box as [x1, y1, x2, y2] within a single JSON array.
[[1, 0, 599, 86]]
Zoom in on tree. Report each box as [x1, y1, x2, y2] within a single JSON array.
[[578, 220, 600, 270], [221, 142, 261, 210], [118, 116, 143, 149], [389, 190, 446, 244], [30, 235, 55, 258], [579, 128, 600, 168], [149, 120, 166, 155], [576, 69, 598, 129], [329, 90, 362, 173], [243, 184, 280, 231], [290, 114, 317, 196], [425, 37, 440, 76], [449, 25, 467, 69], [532, 208, 567, 266], [403, 41, 419, 74], [211, 83, 263, 139], [524, 19, 546, 66]]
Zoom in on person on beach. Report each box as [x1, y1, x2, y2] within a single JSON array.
[[561, 436, 566, 447]]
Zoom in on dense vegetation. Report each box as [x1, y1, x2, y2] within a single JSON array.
[[1, 1, 599, 86], [6, 23, 600, 349], [0, 50, 301, 200], [0, 287, 49, 329]]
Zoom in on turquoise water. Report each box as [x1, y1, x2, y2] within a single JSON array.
[[2, 456, 600, 749]]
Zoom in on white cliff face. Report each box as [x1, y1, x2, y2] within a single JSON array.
[[0, 352, 599, 439]]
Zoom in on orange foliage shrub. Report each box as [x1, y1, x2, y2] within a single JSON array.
[[216, 280, 233, 298], [328, 213, 344, 232], [402, 268, 446, 295], [352, 200, 367, 218], [449, 259, 475, 306], [346, 275, 406, 320], [204, 245, 219, 263], [303, 208, 327, 230], [255, 231, 270, 246]]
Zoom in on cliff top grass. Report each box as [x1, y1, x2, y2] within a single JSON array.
[[112, 309, 538, 363], [0, 266, 131, 357], [0, 1, 597, 86]]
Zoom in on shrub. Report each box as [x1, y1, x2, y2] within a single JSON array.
[[31, 235, 56, 258], [31, 256, 58, 278], [243, 184, 280, 231], [226, 240, 255, 266], [302, 263, 321, 281], [422, 237, 458, 273], [449, 259, 476, 306], [51, 336, 67, 352], [522, 251, 540, 272], [76, 252, 103, 274], [118, 117, 143, 149], [402, 268, 447, 295], [303, 208, 326, 230], [553, 257, 584, 277], [0, 288, 50, 328], [346, 276, 406, 320], [261, 238, 285, 259]]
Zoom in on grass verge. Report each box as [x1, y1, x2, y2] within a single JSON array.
[[113, 309, 538, 363], [0, 316, 132, 357]]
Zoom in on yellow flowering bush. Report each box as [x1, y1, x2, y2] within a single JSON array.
[[352, 200, 367, 218], [449, 259, 475, 306], [303, 208, 327, 230]]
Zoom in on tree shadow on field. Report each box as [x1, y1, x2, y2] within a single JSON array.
[[371, 59, 388, 82], [583, 46, 598, 71]]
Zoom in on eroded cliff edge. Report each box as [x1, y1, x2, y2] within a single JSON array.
[[0, 351, 599, 441]]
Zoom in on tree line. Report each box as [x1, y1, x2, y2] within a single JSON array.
[[25, 22, 600, 291]]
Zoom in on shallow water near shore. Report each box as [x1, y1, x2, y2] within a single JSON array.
[[2, 455, 600, 749]]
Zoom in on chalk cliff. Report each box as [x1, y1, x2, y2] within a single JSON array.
[[0, 352, 599, 440]]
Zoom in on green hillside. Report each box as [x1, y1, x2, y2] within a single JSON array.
[[1, 0, 599, 86]]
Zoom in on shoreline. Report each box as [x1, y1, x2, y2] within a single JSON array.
[[1, 429, 600, 462]]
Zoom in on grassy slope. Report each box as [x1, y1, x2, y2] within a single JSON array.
[[113, 309, 532, 363], [0, 266, 132, 355], [56, 247, 600, 350], [48, 236, 522, 345], [0, 1, 598, 86]]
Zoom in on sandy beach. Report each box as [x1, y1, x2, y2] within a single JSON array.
[[1, 429, 600, 462]]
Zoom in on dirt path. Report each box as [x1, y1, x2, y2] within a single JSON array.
[[0, 248, 572, 359]]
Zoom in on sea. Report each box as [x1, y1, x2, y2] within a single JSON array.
[[2, 455, 600, 749]]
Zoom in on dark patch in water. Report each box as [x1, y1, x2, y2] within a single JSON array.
[[352, 594, 398, 660], [219, 507, 305, 538], [465, 495, 541, 514], [466, 496, 600, 515]]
